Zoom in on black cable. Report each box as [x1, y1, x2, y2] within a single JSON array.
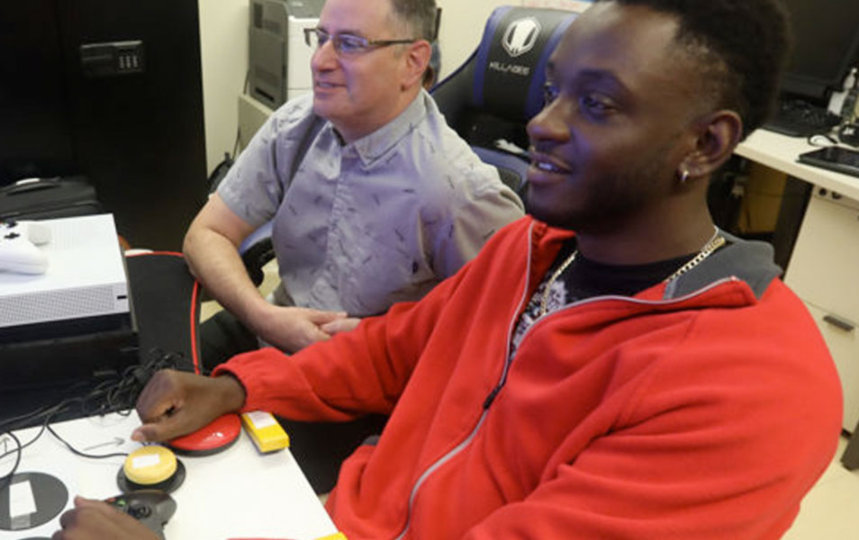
[[46, 425, 128, 460], [0, 431, 23, 492], [0, 348, 190, 482], [1, 389, 101, 435], [0, 424, 48, 463], [0, 377, 104, 433], [0, 412, 129, 498], [0, 403, 61, 433]]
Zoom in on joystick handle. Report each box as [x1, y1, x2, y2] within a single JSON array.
[[104, 489, 176, 539]]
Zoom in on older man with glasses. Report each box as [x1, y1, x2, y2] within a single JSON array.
[[186, 0, 523, 367], [182, 0, 522, 493]]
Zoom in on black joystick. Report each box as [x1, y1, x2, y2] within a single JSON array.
[[104, 489, 176, 539]]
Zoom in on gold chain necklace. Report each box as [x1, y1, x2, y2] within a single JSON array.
[[539, 226, 724, 317], [662, 227, 725, 283], [539, 249, 578, 316]]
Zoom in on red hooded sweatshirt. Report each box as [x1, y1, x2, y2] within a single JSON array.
[[215, 217, 842, 539]]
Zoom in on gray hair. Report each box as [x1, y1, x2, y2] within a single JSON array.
[[389, 0, 438, 41]]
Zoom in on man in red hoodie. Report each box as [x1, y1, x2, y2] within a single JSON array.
[[56, 0, 842, 538]]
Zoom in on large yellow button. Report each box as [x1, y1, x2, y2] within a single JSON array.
[[123, 445, 177, 485]]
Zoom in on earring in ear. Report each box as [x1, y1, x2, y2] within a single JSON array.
[[679, 168, 690, 184]]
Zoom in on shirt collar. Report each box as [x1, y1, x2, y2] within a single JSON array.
[[342, 90, 429, 166]]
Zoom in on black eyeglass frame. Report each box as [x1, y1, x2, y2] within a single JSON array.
[[303, 27, 419, 55]]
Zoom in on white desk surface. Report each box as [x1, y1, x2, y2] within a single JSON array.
[[0, 412, 338, 540], [735, 129, 859, 201]]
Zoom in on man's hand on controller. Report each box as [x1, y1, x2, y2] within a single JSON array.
[[132, 370, 245, 443], [52, 496, 158, 540]]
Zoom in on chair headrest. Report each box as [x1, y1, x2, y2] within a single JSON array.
[[471, 6, 579, 123]]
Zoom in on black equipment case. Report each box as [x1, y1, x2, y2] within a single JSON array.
[[0, 176, 102, 221]]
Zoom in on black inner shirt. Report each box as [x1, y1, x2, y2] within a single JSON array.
[[509, 237, 723, 356]]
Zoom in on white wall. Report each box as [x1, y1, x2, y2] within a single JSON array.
[[198, 0, 249, 175], [435, 0, 514, 81], [196, 0, 588, 174]]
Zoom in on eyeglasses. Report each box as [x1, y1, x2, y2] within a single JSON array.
[[304, 27, 418, 56]]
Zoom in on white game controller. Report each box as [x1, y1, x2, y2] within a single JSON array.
[[0, 219, 52, 245], [0, 220, 51, 274]]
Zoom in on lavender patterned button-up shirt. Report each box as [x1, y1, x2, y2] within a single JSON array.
[[218, 90, 524, 317]]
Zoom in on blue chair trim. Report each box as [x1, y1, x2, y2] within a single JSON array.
[[239, 220, 273, 254], [473, 5, 514, 110]]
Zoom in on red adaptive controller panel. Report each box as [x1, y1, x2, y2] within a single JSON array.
[[167, 413, 241, 456]]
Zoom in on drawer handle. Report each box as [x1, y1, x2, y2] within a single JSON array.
[[823, 314, 855, 332]]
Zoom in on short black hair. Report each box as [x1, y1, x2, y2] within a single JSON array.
[[598, 0, 791, 139]]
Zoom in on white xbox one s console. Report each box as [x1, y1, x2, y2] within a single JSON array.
[[0, 214, 132, 335]]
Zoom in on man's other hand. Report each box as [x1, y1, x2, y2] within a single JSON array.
[[320, 316, 361, 335], [52, 496, 158, 540], [253, 305, 349, 352], [132, 370, 245, 443]]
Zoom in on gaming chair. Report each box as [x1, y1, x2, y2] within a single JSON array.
[[431, 6, 581, 197]]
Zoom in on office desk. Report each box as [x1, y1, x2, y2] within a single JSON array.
[[0, 412, 338, 539], [736, 129, 859, 201], [735, 129, 859, 469]]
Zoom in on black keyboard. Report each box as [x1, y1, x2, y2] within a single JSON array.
[[764, 99, 840, 137]]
